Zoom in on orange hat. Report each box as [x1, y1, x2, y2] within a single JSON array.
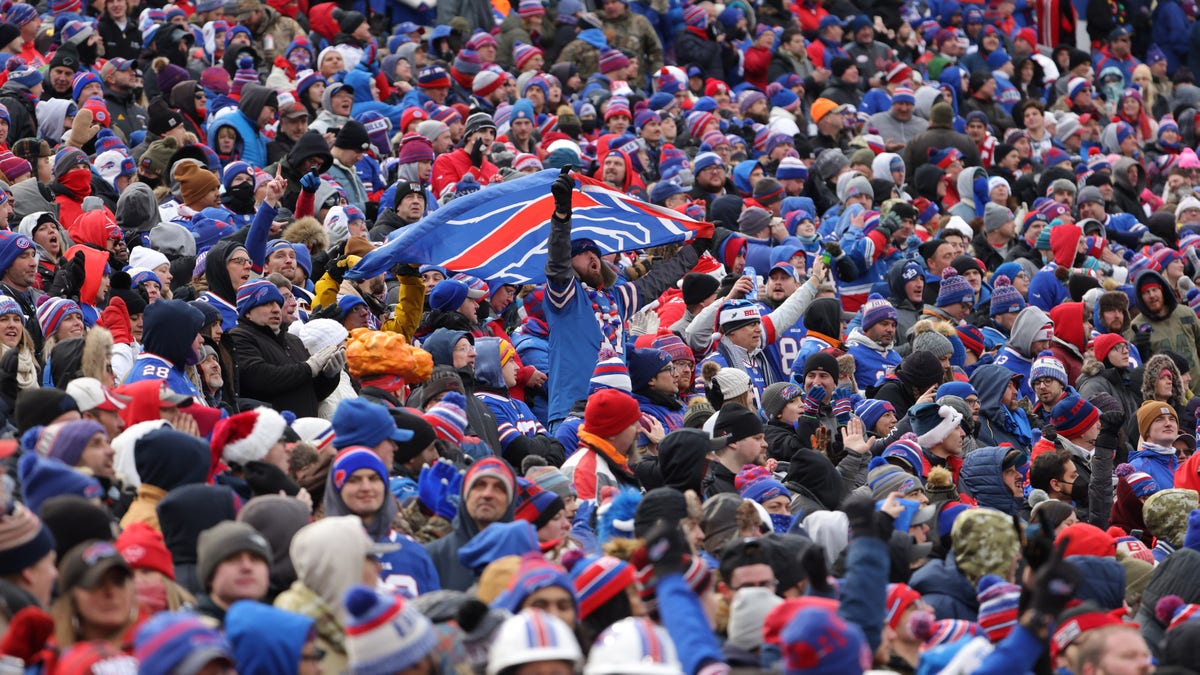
[[810, 97, 838, 124], [346, 328, 433, 382], [498, 340, 517, 367]]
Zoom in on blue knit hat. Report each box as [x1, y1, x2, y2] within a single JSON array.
[[1049, 390, 1099, 438], [17, 452, 103, 515], [861, 293, 898, 330], [626, 347, 672, 392], [781, 605, 870, 674], [429, 279, 470, 312], [935, 268, 974, 307], [855, 399, 895, 433], [777, 157, 808, 181], [331, 446, 388, 490], [735, 464, 789, 503], [937, 382, 977, 400], [235, 279, 284, 317], [134, 610, 234, 674], [881, 432, 924, 477], [492, 555, 576, 613], [988, 275, 1024, 316], [1029, 350, 1067, 387], [221, 161, 253, 190]]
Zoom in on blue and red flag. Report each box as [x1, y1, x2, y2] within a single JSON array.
[[345, 169, 703, 284]]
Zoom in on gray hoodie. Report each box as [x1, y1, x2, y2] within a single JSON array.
[[1007, 305, 1052, 359], [117, 183, 162, 236]]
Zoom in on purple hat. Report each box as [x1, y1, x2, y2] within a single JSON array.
[[861, 293, 898, 330]]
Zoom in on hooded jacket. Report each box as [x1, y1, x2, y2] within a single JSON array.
[[1132, 270, 1200, 374], [124, 299, 205, 398], [415, 329, 503, 452], [474, 338, 547, 457], [844, 328, 901, 391], [909, 552, 979, 620], [423, 478, 516, 591], [156, 484, 241, 596], [993, 305, 1052, 401], [885, 258, 923, 339], [971, 364, 1033, 449], [225, 601, 314, 675], [208, 83, 275, 167], [1048, 302, 1087, 386], [1112, 156, 1148, 222], [116, 182, 162, 245], [959, 445, 1022, 515], [18, 212, 70, 290], [948, 167, 989, 222], [0, 79, 37, 144], [169, 80, 207, 145]]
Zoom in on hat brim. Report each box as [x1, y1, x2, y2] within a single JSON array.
[[389, 428, 416, 443], [75, 557, 132, 591], [177, 648, 235, 675]]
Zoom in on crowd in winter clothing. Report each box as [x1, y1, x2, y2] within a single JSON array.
[[7, 0, 1200, 673]]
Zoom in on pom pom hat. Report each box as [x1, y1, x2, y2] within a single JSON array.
[[210, 407, 287, 466]]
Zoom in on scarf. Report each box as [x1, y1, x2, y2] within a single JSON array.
[[584, 286, 622, 349], [1000, 406, 1034, 448], [578, 429, 629, 469], [517, 317, 548, 339], [1138, 441, 1175, 455]]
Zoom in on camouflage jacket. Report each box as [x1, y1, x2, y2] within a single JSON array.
[[602, 10, 664, 81], [557, 38, 602, 80]]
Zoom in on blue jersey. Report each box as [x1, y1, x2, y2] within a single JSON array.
[[377, 529, 441, 598], [845, 341, 901, 391], [123, 353, 202, 398], [758, 300, 807, 378], [476, 391, 547, 451]]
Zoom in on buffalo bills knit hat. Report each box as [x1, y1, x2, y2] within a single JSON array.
[[989, 275, 1025, 316], [1030, 350, 1068, 387], [1049, 390, 1099, 439], [343, 585, 437, 673], [861, 293, 898, 330], [935, 268, 974, 307]]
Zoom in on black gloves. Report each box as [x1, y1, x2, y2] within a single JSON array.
[[1097, 409, 1125, 449], [1132, 325, 1153, 363], [639, 520, 690, 579], [64, 251, 87, 301], [842, 494, 894, 541], [551, 166, 574, 218], [1029, 539, 1080, 618], [469, 137, 484, 168]]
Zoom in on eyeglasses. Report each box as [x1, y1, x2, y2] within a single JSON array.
[[454, 344, 476, 353], [1112, 343, 1130, 353], [228, 257, 252, 266]]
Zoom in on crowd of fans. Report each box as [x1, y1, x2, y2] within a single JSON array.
[[5, 0, 1200, 672]]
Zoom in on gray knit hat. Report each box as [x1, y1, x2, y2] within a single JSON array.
[[983, 202, 1013, 233], [760, 382, 803, 419], [738, 206, 772, 235], [911, 330, 953, 360], [197, 521, 272, 588]]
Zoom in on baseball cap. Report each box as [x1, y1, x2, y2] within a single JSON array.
[[58, 540, 132, 593], [65, 377, 130, 413]]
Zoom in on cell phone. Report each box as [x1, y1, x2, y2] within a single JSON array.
[[743, 266, 757, 301]]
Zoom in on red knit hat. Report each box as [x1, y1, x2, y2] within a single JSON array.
[[1055, 522, 1116, 558], [583, 388, 642, 438], [116, 521, 175, 580], [1092, 333, 1127, 364]]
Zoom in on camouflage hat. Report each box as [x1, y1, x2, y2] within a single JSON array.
[[951, 508, 1020, 585], [1143, 489, 1199, 548]]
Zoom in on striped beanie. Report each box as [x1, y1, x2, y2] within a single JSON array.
[[571, 555, 636, 620], [734, 464, 788, 503], [915, 617, 983, 649], [989, 275, 1025, 316], [331, 446, 388, 490], [525, 460, 574, 500], [935, 268, 974, 307], [882, 432, 924, 477], [976, 575, 1020, 643], [36, 297, 82, 339], [885, 583, 923, 631], [861, 293, 898, 330], [424, 390, 469, 445], [290, 417, 336, 452], [517, 0, 545, 17], [463, 457, 515, 502], [605, 97, 631, 121], [777, 156, 808, 181], [343, 585, 437, 673], [512, 42, 543, 71], [1030, 350, 1068, 386], [598, 47, 631, 75], [418, 65, 451, 89], [0, 502, 55, 575], [683, 5, 707, 28], [235, 279, 285, 316], [513, 153, 542, 172], [590, 354, 632, 392], [855, 399, 895, 433], [957, 325, 985, 357], [1156, 595, 1200, 632], [687, 111, 716, 139], [1115, 463, 1159, 499]]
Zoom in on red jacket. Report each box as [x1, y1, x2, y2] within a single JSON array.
[[431, 148, 500, 198], [744, 45, 772, 91]]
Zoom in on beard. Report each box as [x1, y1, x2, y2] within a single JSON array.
[[205, 374, 224, 390]]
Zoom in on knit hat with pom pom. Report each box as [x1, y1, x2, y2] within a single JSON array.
[[990, 275, 1025, 316], [935, 267, 974, 307], [343, 584, 438, 672], [210, 407, 287, 467]]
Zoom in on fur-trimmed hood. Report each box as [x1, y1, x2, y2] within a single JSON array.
[[1081, 353, 1107, 378], [282, 216, 327, 256], [1142, 353, 1186, 407]]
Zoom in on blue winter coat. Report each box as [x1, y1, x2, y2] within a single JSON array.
[[1152, 0, 1190, 73], [124, 300, 206, 398], [1129, 445, 1179, 489], [959, 446, 1024, 515], [909, 553, 979, 620]]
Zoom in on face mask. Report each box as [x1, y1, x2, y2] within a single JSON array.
[[60, 167, 92, 197], [769, 512, 793, 534], [581, 118, 597, 133], [139, 174, 161, 189], [225, 181, 255, 212]]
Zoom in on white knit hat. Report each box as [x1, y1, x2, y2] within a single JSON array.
[[343, 584, 437, 674], [289, 318, 349, 355], [290, 417, 336, 453], [128, 245, 169, 272], [110, 419, 170, 487], [213, 407, 287, 466]]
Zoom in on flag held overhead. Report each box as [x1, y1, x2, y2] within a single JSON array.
[[345, 168, 704, 285]]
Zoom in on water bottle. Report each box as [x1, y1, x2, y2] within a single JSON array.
[[743, 266, 757, 302]]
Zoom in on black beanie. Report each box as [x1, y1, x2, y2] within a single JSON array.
[[39, 495, 114, 560], [802, 351, 839, 380], [830, 57, 853, 79], [389, 408, 438, 465], [713, 402, 763, 443], [682, 273, 720, 306], [897, 350, 943, 391], [1067, 273, 1101, 301], [337, 9, 367, 34], [15, 386, 80, 434], [633, 487, 688, 538]]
